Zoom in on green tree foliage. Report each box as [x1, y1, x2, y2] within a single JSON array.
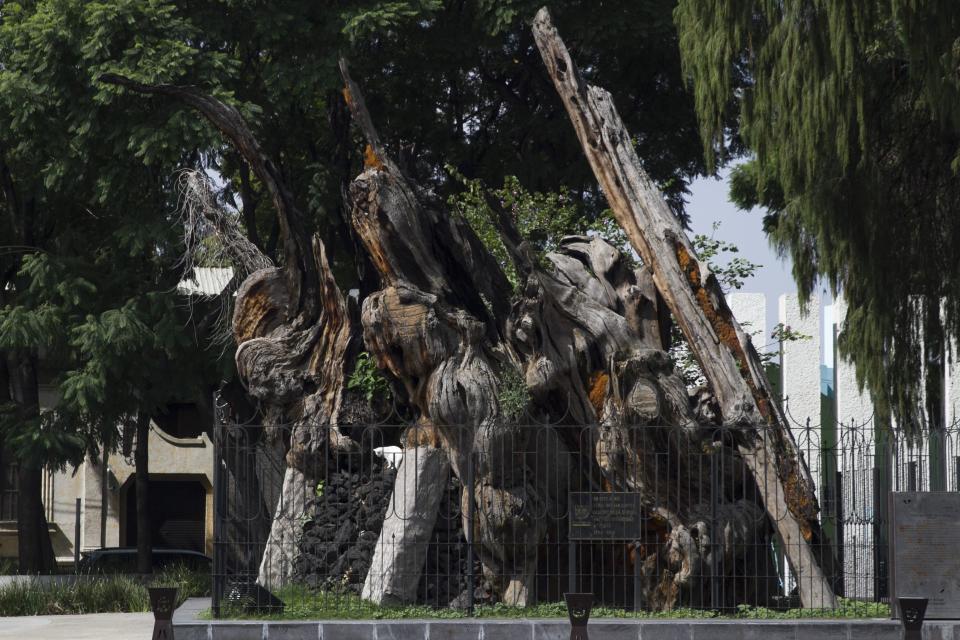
[[675, 0, 960, 427], [345, 0, 718, 226], [691, 222, 760, 294], [447, 169, 630, 289], [0, 0, 229, 570], [347, 352, 391, 403]]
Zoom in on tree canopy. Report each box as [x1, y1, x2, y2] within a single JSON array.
[[0, 0, 725, 570], [675, 0, 960, 428]]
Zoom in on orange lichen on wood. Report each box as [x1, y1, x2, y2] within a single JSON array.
[[782, 460, 816, 540], [341, 86, 352, 107], [674, 242, 771, 422], [675, 240, 817, 533], [588, 371, 609, 419], [364, 144, 384, 170]]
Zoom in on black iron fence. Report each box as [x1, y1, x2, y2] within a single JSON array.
[[211, 412, 960, 617]]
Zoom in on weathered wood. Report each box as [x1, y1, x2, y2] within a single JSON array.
[[103, 74, 368, 589], [111, 63, 812, 610], [341, 60, 777, 607], [532, 7, 836, 608], [341, 59, 544, 603], [257, 466, 309, 590], [99, 74, 317, 322]]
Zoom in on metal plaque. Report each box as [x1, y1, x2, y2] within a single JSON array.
[[569, 492, 641, 540], [890, 492, 960, 619]]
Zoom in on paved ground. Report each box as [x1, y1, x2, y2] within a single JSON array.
[[0, 612, 152, 639]]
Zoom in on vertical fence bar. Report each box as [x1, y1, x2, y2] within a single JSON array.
[[74, 497, 81, 570], [710, 442, 720, 609], [872, 465, 884, 601], [872, 422, 891, 601], [211, 392, 223, 619], [466, 445, 475, 617], [835, 469, 844, 597]]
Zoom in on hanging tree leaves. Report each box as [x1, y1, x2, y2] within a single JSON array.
[[674, 0, 960, 428]]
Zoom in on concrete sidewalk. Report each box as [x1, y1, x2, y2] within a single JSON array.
[[0, 611, 152, 639]]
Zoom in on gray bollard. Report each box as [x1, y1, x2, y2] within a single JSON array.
[[565, 592, 593, 640], [149, 587, 178, 640]]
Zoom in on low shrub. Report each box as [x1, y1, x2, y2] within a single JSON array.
[[0, 564, 210, 616], [0, 576, 149, 616]]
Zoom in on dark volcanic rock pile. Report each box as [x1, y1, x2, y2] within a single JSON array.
[[292, 455, 481, 607], [292, 460, 396, 593], [416, 475, 472, 607]]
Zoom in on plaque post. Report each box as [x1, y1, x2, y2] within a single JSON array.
[[632, 541, 642, 612], [565, 591, 593, 640], [148, 586, 178, 640], [897, 597, 927, 640], [568, 492, 642, 610]]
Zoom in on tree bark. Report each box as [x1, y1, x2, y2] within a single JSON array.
[[100, 445, 108, 550], [135, 411, 152, 574], [7, 350, 56, 573], [111, 61, 817, 610], [532, 7, 837, 608], [0, 353, 9, 519], [101, 73, 372, 589], [340, 61, 777, 608], [924, 299, 946, 490]]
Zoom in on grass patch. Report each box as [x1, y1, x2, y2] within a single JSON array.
[[207, 589, 890, 621], [0, 565, 211, 616]]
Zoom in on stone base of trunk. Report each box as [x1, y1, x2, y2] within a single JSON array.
[[361, 446, 450, 605]]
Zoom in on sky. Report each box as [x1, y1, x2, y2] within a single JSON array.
[[684, 167, 835, 366]]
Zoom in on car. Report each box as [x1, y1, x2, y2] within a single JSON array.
[[77, 548, 212, 574]]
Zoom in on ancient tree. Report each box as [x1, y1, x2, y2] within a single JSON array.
[[531, 8, 836, 607], [103, 8, 837, 609]]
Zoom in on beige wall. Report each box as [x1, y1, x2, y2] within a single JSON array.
[[1, 422, 214, 563]]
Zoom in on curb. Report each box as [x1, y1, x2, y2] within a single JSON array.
[[172, 600, 948, 640]]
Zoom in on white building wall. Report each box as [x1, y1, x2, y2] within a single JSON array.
[[779, 294, 822, 488], [831, 296, 878, 599], [727, 293, 767, 353]]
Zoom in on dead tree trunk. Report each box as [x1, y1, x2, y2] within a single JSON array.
[[340, 62, 777, 609], [101, 74, 370, 589], [109, 58, 823, 610], [532, 7, 837, 608], [341, 60, 545, 604]]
